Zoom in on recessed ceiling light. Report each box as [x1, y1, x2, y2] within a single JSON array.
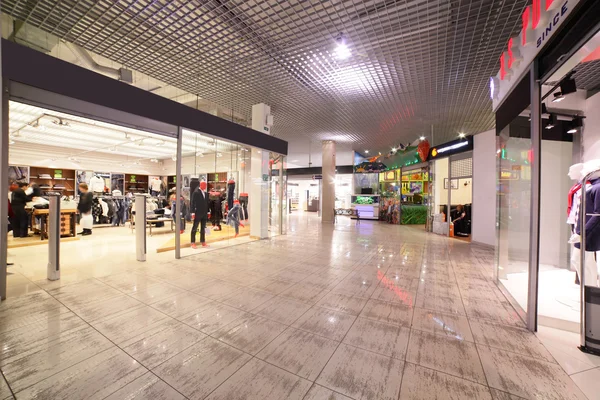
[[365, 150, 369, 154], [420, 136, 426, 141], [334, 34, 351, 60], [458, 133, 466, 138]]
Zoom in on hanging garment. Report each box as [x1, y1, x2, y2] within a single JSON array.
[[576, 178, 600, 251], [209, 193, 223, 226], [89, 176, 105, 193]]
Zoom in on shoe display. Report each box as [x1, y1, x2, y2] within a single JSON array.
[[191, 243, 197, 249], [202, 242, 209, 247]]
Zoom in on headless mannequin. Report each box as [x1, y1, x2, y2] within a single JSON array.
[[570, 162, 600, 287]]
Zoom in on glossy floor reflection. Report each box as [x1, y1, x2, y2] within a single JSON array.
[[0, 215, 592, 399]]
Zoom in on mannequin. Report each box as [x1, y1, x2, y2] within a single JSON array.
[[573, 160, 600, 287], [190, 180, 209, 248], [227, 178, 235, 210], [150, 177, 162, 197]]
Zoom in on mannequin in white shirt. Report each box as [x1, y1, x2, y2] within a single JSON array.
[[150, 177, 162, 196]]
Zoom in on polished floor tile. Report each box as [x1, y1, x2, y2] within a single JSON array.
[[104, 372, 186, 400], [1, 215, 588, 399], [204, 358, 312, 400], [317, 343, 404, 400], [150, 291, 213, 319], [316, 292, 368, 316], [411, 307, 474, 342], [470, 320, 555, 363], [406, 329, 487, 385], [257, 327, 339, 380], [153, 337, 251, 400], [71, 292, 144, 321], [399, 363, 492, 400], [303, 384, 353, 400], [478, 345, 587, 399], [180, 302, 250, 335], [292, 307, 356, 341], [359, 298, 413, 327], [252, 296, 312, 325], [220, 288, 275, 312], [214, 313, 287, 355], [343, 316, 410, 360], [123, 319, 207, 369], [15, 347, 146, 400], [1, 326, 114, 392]]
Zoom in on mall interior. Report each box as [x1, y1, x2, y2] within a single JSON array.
[[1, 0, 600, 399]]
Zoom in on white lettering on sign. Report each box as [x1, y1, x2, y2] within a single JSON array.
[[491, 0, 579, 111], [436, 141, 469, 154]]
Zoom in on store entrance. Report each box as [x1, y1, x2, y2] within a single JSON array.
[[535, 28, 600, 332], [6, 100, 178, 290]]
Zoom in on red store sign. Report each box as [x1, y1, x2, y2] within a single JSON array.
[[491, 0, 579, 110]]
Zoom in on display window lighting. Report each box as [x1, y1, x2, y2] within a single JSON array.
[[545, 114, 557, 129], [567, 116, 583, 134]]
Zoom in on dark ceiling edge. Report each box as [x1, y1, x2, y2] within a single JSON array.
[[1, 39, 288, 155], [286, 165, 354, 175]]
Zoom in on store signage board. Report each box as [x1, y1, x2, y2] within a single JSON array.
[[491, 0, 580, 111], [428, 136, 473, 160], [312, 174, 323, 180]]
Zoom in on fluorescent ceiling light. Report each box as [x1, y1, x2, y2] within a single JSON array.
[[365, 150, 369, 154]]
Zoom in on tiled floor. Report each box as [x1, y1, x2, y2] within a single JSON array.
[[0, 215, 594, 399]]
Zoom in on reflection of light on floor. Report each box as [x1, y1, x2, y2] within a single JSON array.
[[376, 270, 413, 306], [430, 315, 464, 341]]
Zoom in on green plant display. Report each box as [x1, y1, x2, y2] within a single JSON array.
[[355, 196, 374, 205], [400, 205, 428, 225]]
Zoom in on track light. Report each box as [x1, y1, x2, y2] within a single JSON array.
[[545, 114, 557, 129], [552, 92, 565, 102], [458, 132, 466, 138], [567, 117, 583, 134], [126, 134, 136, 142], [560, 74, 577, 96]]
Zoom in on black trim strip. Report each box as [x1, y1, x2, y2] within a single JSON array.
[[287, 166, 354, 175], [1, 39, 288, 155], [495, 74, 530, 135]]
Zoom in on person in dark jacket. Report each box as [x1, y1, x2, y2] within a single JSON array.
[[10, 182, 29, 238], [190, 181, 210, 248], [77, 183, 94, 236]]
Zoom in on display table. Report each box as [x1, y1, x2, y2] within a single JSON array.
[[351, 195, 380, 220], [31, 208, 78, 240], [400, 205, 428, 225]]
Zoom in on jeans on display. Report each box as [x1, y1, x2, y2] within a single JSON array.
[[239, 196, 248, 220], [191, 217, 207, 243], [151, 190, 160, 197]]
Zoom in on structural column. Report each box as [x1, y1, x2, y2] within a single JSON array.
[[250, 103, 272, 239], [321, 140, 336, 223]]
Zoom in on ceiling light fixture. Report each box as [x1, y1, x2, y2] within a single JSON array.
[[126, 134, 136, 142], [334, 33, 351, 60], [552, 92, 565, 102], [567, 116, 583, 134], [196, 152, 204, 157], [420, 136, 426, 141], [365, 150, 369, 154], [171, 155, 177, 161], [150, 158, 159, 163], [9, 139, 15, 145], [458, 132, 466, 138], [216, 152, 223, 158]]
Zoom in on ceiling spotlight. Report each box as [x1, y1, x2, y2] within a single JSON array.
[[12, 131, 21, 138], [9, 139, 15, 145], [545, 114, 557, 130], [391, 147, 397, 152], [458, 132, 466, 138], [334, 34, 351, 60], [365, 150, 369, 154], [150, 158, 159, 163], [216, 152, 223, 158], [126, 134, 136, 142], [420, 136, 426, 141], [567, 116, 583, 134], [552, 92, 565, 102], [171, 155, 177, 161], [51, 118, 70, 127]]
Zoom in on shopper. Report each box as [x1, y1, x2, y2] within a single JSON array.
[[226, 199, 244, 238], [452, 204, 469, 237], [77, 183, 94, 236], [10, 182, 29, 238], [190, 181, 210, 249]]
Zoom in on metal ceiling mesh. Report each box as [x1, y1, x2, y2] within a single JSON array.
[[573, 60, 600, 92], [1, 0, 528, 151]]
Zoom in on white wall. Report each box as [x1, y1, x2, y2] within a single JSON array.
[[583, 92, 600, 162], [433, 158, 448, 215], [472, 129, 497, 246], [452, 178, 473, 205], [539, 140, 573, 267]]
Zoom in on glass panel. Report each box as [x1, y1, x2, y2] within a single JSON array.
[[431, 159, 450, 235], [496, 118, 532, 320]]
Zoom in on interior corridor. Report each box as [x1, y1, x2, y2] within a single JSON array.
[[0, 215, 590, 399]]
